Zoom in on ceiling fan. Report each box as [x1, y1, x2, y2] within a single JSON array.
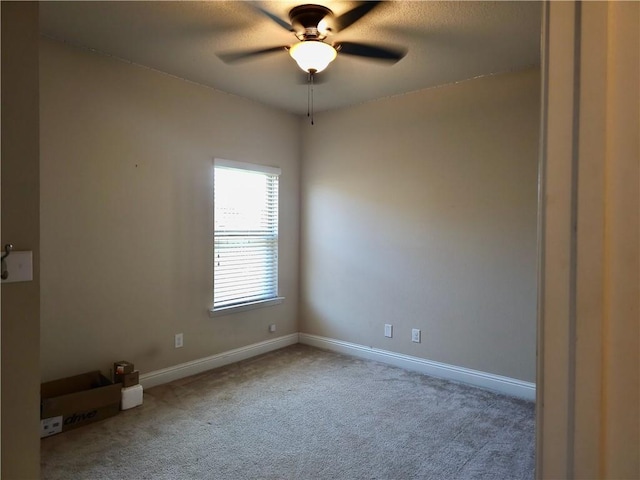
[[217, 2, 407, 76]]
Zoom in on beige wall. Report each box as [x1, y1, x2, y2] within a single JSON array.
[[39, 38, 300, 381], [1, 2, 41, 478], [300, 69, 540, 383]]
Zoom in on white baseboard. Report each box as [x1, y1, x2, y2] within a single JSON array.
[[298, 333, 536, 401], [139, 333, 299, 390], [138, 332, 535, 401]]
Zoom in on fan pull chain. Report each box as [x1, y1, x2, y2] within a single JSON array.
[[311, 73, 314, 126], [307, 70, 316, 126], [307, 73, 311, 118]]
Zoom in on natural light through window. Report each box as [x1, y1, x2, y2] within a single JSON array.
[[213, 159, 281, 313]]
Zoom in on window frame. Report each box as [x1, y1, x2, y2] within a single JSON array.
[[209, 158, 284, 317]]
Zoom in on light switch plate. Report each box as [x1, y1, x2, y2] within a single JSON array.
[[412, 329, 421, 343]]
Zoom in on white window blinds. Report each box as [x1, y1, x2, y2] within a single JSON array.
[[213, 159, 280, 310]]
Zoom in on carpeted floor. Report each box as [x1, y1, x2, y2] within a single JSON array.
[[41, 344, 535, 479]]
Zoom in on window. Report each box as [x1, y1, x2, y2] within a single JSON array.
[[212, 159, 281, 314]]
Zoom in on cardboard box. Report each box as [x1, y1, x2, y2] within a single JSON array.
[[113, 361, 134, 375], [40, 371, 121, 438], [115, 370, 139, 388]]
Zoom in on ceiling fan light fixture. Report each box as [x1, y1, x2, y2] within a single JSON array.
[[289, 41, 337, 73]]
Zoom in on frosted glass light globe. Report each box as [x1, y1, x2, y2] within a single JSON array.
[[289, 41, 337, 73]]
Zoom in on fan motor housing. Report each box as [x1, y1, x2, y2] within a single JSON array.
[[289, 4, 333, 37]]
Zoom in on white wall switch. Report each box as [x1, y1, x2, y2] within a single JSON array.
[[269, 324, 276, 333], [412, 328, 421, 343], [1, 251, 33, 283], [384, 324, 393, 338], [175, 333, 183, 348]]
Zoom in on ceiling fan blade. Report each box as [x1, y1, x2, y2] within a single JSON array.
[[217, 46, 287, 64], [249, 3, 294, 32], [336, 41, 407, 62], [332, 1, 382, 32]]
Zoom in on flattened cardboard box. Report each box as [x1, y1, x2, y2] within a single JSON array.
[[40, 371, 121, 438]]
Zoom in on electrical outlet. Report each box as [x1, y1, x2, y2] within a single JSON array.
[[175, 333, 183, 348], [269, 324, 276, 333], [384, 324, 393, 338], [412, 328, 421, 343]]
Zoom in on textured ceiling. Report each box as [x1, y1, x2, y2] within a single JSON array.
[[39, 1, 542, 115]]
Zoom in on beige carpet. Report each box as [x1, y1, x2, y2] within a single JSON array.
[[41, 344, 535, 479]]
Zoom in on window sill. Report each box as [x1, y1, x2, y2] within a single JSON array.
[[209, 297, 285, 318]]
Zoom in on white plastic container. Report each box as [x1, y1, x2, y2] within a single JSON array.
[[121, 384, 143, 410]]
